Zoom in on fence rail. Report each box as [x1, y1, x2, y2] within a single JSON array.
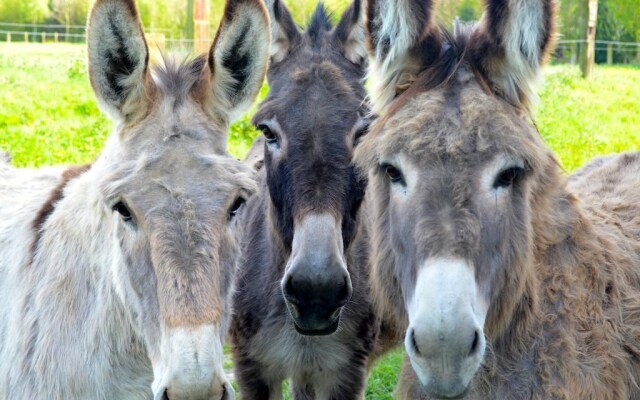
[[1, 21, 639, 64]]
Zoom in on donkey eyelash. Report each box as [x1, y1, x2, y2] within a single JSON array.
[[379, 163, 405, 184], [112, 201, 133, 223], [257, 124, 278, 143], [228, 196, 246, 221]]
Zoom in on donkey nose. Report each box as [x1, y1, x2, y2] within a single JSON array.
[[282, 255, 353, 334], [284, 267, 352, 311], [408, 326, 482, 360]]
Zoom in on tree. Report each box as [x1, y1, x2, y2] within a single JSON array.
[[0, 0, 49, 24], [50, 0, 89, 33]]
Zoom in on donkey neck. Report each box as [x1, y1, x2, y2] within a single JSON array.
[[24, 156, 150, 393], [481, 165, 628, 392]]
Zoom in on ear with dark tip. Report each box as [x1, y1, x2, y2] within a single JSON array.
[[364, 0, 441, 113], [264, 0, 300, 64], [333, 0, 367, 67], [208, 0, 271, 125], [87, 0, 150, 122], [470, 0, 557, 110]]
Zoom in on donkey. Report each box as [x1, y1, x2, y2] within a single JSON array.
[[0, 0, 269, 398], [230, 1, 399, 398], [356, 0, 640, 398]]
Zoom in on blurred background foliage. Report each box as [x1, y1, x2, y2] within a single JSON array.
[[0, 0, 636, 43]]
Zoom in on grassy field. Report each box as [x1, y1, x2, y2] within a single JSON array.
[[1, 43, 639, 398], [2, 43, 639, 170]]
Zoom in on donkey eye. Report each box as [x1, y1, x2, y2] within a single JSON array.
[[257, 124, 277, 143], [229, 197, 246, 219], [493, 166, 525, 189], [382, 163, 404, 184], [112, 201, 132, 222]]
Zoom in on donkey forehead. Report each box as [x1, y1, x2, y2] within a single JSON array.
[[107, 146, 252, 202], [269, 55, 364, 104], [123, 95, 227, 152], [373, 76, 539, 167]]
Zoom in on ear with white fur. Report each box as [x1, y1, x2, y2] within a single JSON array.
[[87, 0, 149, 121], [364, 0, 441, 112], [470, 0, 557, 110], [264, 0, 300, 64], [333, 0, 367, 66], [208, 0, 271, 124]]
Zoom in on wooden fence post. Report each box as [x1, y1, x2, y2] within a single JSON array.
[[606, 43, 613, 64], [6, 32, 10, 43], [580, 0, 598, 79], [24, 32, 28, 43], [41, 32, 45, 43], [193, 0, 210, 54], [54, 32, 59, 43]]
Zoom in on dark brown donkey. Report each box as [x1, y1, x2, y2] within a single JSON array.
[[356, 0, 640, 399], [230, 1, 393, 398]]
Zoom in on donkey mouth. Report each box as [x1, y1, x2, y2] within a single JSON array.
[[293, 317, 340, 336], [422, 381, 470, 400]]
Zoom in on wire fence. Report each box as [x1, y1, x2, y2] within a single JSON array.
[[0, 21, 192, 51], [1, 22, 639, 64]]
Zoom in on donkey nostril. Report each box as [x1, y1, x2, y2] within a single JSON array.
[[284, 276, 298, 303], [220, 383, 227, 400], [410, 329, 421, 356], [469, 330, 480, 356], [336, 277, 350, 305], [161, 389, 170, 400]]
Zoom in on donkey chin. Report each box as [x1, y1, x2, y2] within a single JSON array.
[[151, 325, 234, 400], [405, 258, 488, 399]]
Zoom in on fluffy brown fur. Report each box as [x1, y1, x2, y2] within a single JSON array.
[[357, 0, 640, 398]]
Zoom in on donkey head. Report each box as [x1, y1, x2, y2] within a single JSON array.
[[252, 0, 369, 335], [358, 0, 557, 397], [87, 0, 269, 398]]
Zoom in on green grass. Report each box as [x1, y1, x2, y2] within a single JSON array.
[[1, 43, 639, 398], [0, 43, 261, 166], [536, 64, 640, 171]]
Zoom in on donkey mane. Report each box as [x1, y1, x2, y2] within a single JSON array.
[[31, 164, 91, 255], [307, 4, 334, 43], [152, 55, 208, 103], [378, 24, 475, 123], [371, 12, 556, 119]]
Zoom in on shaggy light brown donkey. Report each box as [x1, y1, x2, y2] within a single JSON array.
[[356, 0, 640, 398], [0, 0, 269, 398]]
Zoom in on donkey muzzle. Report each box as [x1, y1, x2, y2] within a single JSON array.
[[152, 325, 233, 400], [282, 213, 352, 335]]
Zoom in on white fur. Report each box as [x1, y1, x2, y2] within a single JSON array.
[[210, 2, 271, 124], [483, 0, 548, 108], [87, 0, 149, 122], [0, 0, 268, 397], [152, 325, 231, 400], [406, 258, 487, 393], [0, 158, 152, 399], [366, 0, 432, 112]]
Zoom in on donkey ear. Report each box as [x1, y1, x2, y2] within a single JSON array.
[[87, 0, 149, 121], [364, 0, 440, 112], [333, 0, 367, 67], [470, 0, 557, 110], [208, 0, 270, 124], [264, 0, 300, 64]]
